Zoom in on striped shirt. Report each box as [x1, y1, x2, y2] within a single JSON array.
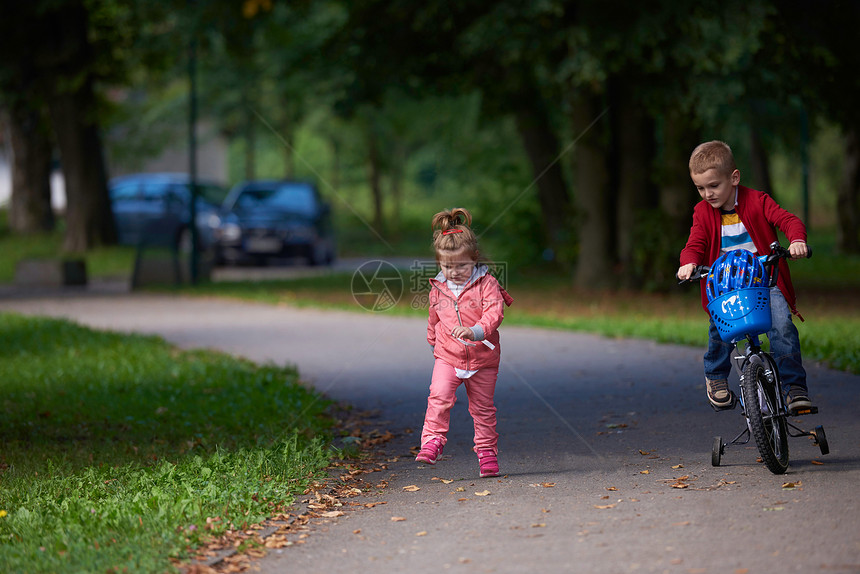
[[720, 209, 756, 254]]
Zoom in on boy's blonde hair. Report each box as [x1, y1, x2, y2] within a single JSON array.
[[689, 140, 737, 176], [431, 208, 479, 261]]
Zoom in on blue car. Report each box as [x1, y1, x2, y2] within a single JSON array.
[[216, 180, 336, 266], [109, 173, 228, 252]]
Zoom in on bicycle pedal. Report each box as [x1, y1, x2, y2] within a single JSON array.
[[710, 394, 739, 412]]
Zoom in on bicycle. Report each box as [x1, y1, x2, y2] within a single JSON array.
[[680, 242, 828, 474]]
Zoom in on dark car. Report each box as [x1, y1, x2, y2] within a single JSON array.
[[109, 173, 228, 251], [216, 180, 336, 266]]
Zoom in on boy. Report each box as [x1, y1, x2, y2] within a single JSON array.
[[677, 140, 813, 413]]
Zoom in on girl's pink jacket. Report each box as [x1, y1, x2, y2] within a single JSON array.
[[427, 266, 513, 371]]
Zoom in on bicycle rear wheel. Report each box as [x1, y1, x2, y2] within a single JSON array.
[[741, 358, 789, 474]]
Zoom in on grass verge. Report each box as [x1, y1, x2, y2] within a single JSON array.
[[0, 313, 335, 573]]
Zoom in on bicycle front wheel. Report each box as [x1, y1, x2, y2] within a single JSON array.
[[741, 358, 789, 474]]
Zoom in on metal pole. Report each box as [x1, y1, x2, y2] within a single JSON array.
[[800, 107, 811, 228], [188, 4, 199, 285]]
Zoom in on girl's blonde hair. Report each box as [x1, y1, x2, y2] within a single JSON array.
[[431, 208, 480, 261]]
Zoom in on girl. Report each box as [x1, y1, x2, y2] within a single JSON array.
[[416, 208, 513, 478]]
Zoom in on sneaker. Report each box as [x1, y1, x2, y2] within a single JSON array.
[[787, 386, 813, 413], [706, 377, 735, 408], [477, 450, 499, 478], [415, 437, 444, 464]]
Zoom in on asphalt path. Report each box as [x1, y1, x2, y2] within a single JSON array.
[[1, 290, 858, 574]]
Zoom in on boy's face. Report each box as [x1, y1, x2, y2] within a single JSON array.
[[691, 168, 741, 211]]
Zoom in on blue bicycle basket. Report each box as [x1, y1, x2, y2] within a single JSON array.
[[706, 249, 771, 342]]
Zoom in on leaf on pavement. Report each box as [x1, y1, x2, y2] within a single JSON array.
[[415, 531, 428, 537], [403, 485, 421, 492], [672, 464, 684, 469], [639, 470, 650, 474], [390, 516, 407, 521], [781, 481, 802, 490], [593, 504, 616, 509], [320, 510, 345, 518], [475, 490, 491, 496], [605, 487, 618, 491], [811, 460, 824, 465], [639, 450, 652, 455]]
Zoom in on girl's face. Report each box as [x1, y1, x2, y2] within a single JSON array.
[[438, 249, 477, 285]]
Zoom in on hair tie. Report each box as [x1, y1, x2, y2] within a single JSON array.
[[442, 229, 463, 235]]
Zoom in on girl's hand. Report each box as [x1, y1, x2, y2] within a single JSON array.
[[451, 326, 474, 340]]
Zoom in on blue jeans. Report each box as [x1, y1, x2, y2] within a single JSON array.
[[704, 287, 808, 396]]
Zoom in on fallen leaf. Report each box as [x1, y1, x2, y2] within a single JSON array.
[[390, 516, 407, 522], [670, 483, 689, 489], [593, 504, 616, 509], [639, 450, 652, 455], [454, 487, 466, 492], [811, 460, 824, 465], [672, 464, 684, 469], [353, 529, 361, 534], [531, 523, 546, 528], [605, 487, 618, 491], [457, 498, 468, 502], [763, 506, 785, 511], [781, 481, 802, 490], [415, 531, 427, 537], [441, 479, 453, 484], [402, 485, 421, 492], [475, 490, 491, 496], [319, 510, 345, 518], [541, 482, 556, 488], [639, 470, 650, 474]]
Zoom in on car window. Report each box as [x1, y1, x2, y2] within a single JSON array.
[[110, 182, 139, 200], [141, 182, 169, 201], [236, 184, 317, 216]]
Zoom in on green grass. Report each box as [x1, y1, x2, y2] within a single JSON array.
[[0, 314, 335, 573]]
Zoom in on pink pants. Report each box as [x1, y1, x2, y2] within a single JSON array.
[[420, 359, 499, 454]]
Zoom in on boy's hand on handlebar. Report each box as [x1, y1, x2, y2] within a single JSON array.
[[676, 263, 696, 281], [788, 241, 809, 260]]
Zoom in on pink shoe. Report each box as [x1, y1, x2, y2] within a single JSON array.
[[477, 450, 499, 477], [416, 437, 444, 464]]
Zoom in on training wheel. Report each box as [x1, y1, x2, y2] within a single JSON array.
[[813, 425, 829, 455], [712, 436, 723, 467]]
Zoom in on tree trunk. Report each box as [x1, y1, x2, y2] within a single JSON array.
[[750, 125, 775, 198], [49, 84, 115, 252], [836, 127, 860, 254], [244, 103, 256, 180], [569, 91, 614, 289], [7, 105, 54, 233], [513, 103, 573, 265], [281, 112, 295, 179], [659, 112, 700, 240], [611, 83, 655, 285], [367, 126, 384, 234]]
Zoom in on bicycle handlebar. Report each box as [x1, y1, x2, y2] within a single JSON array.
[[677, 242, 812, 285]]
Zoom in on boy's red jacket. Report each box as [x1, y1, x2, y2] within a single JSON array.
[[680, 185, 807, 316], [427, 266, 513, 371]]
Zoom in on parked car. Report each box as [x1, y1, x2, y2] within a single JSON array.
[[216, 180, 336, 266], [109, 173, 228, 252]]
